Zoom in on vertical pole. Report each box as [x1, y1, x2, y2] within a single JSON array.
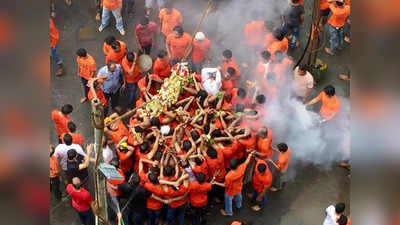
[[307, 0, 321, 67], [91, 98, 108, 225]]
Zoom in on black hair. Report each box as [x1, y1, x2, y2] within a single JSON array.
[[211, 129, 222, 138], [158, 50, 167, 58], [111, 40, 121, 50], [203, 124, 210, 134], [299, 64, 308, 71], [229, 158, 240, 170], [324, 85, 336, 97], [151, 117, 161, 128], [76, 48, 87, 57], [292, 0, 300, 3], [182, 140, 192, 151], [337, 215, 348, 225], [141, 17, 149, 26], [61, 104, 73, 114], [67, 121, 77, 133], [148, 173, 159, 184], [153, 151, 163, 161], [130, 173, 140, 185], [277, 143, 288, 152], [140, 141, 149, 153], [196, 172, 206, 183], [335, 202, 346, 214], [336, 1, 344, 6], [222, 49, 233, 59], [63, 133, 73, 145], [149, 166, 160, 176], [104, 35, 116, 45], [197, 90, 208, 106], [67, 149, 77, 160], [173, 25, 184, 35], [194, 157, 203, 166], [261, 50, 271, 61], [256, 94, 266, 104], [126, 52, 135, 62], [227, 67, 236, 76], [191, 130, 200, 141], [236, 103, 244, 113], [164, 165, 174, 177], [274, 51, 284, 62], [257, 163, 267, 173], [134, 126, 144, 133], [273, 28, 285, 41], [206, 146, 218, 159], [237, 88, 247, 99]]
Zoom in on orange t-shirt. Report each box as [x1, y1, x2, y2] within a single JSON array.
[[328, 4, 350, 27], [108, 121, 129, 144], [188, 181, 212, 207], [121, 55, 141, 83], [317, 92, 340, 120], [192, 160, 209, 181], [61, 132, 85, 147], [244, 21, 265, 47], [105, 40, 127, 64], [239, 131, 257, 151], [103, 0, 122, 10], [320, 0, 329, 10], [103, 42, 112, 55], [164, 185, 187, 208], [263, 32, 274, 50], [144, 182, 164, 210], [153, 58, 171, 79], [159, 8, 183, 36], [51, 110, 70, 137], [277, 148, 291, 172], [267, 38, 289, 55], [231, 88, 249, 108], [166, 32, 192, 59], [256, 129, 273, 159], [205, 149, 226, 182], [49, 18, 59, 47], [77, 54, 97, 80], [224, 162, 247, 196], [116, 148, 133, 174], [50, 155, 60, 178], [88, 87, 107, 106], [222, 58, 241, 85], [191, 38, 211, 63], [252, 160, 272, 192], [220, 140, 240, 169]]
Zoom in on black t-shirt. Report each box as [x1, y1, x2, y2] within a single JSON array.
[[67, 154, 88, 182], [127, 184, 151, 212], [284, 4, 305, 27]]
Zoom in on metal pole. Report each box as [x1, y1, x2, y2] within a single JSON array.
[[307, 0, 321, 67], [91, 98, 108, 225]]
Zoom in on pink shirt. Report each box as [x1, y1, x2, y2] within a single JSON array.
[[135, 22, 158, 46]]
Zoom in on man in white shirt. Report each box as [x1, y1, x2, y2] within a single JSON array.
[[323, 202, 346, 225], [201, 67, 222, 96], [293, 64, 314, 101]]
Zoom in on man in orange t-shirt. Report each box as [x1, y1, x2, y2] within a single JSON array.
[[98, 0, 125, 35], [166, 26, 192, 65], [87, 80, 107, 107], [213, 152, 254, 216], [191, 32, 211, 73], [105, 40, 127, 65], [76, 48, 97, 103], [153, 50, 171, 79], [250, 159, 272, 211], [220, 49, 241, 86], [256, 127, 273, 159], [325, 0, 350, 55], [104, 113, 129, 145], [50, 18, 64, 76], [188, 173, 212, 225], [51, 104, 73, 141], [159, 5, 183, 38], [305, 85, 340, 122], [244, 20, 265, 49], [103, 35, 116, 55], [60, 121, 85, 147], [267, 28, 289, 56], [50, 145, 61, 200], [121, 52, 141, 110], [270, 143, 291, 191]]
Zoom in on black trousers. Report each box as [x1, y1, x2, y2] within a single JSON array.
[[104, 90, 120, 114], [50, 177, 61, 200], [190, 205, 207, 225], [77, 209, 95, 225], [139, 44, 152, 55]]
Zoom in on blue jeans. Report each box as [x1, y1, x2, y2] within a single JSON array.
[[147, 209, 161, 225], [282, 24, 300, 49], [252, 189, 266, 208], [125, 82, 139, 110], [224, 192, 242, 215], [166, 204, 185, 225], [134, 210, 146, 225], [101, 7, 124, 31], [50, 47, 62, 64], [328, 24, 344, 52]]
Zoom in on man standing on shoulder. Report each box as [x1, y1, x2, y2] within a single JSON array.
[[76, 48, 97, 104], [98, 0, 125, 35]]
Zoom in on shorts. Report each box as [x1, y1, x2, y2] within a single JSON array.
[[320, 8, 330, 16]]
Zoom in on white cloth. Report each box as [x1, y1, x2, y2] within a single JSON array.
[[103, 145, 114, 164], [201, 67, 222, 96], [54, 143, 86, 171], [195, 32, 205, 41], [293, 67, 314, 98], [323, 205, 338, 225]]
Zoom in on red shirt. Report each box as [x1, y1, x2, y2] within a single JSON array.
[[252, 160, 272, 192], [256, 129, 273, 158], [231, 88, 250, 108], [51, 110, 70, 137], [49, 18, 59, 47], [116, 148, 133, 174], [107, 169, 125, 196], [88, 87, 107, 106], [166, 32, 192, 59], [239, 131, 257, 151], [144, 182, 164, 210], [224, 163, 247, 196], [205, 149, 226, 182], [153, 57, 171, 79], [220, 141, 240, 169], [61, 132, 85, 146], [105, 40, 127, 64], [191, 38, 211, 63], [108, 121, 129, 145], [135, 22, 158, 46], [164, 185, 187, 208], [66, 184, 93, 212], [188, 181, 212, 207], [121, 55, 141, 83], [192, 161, 209, 181]]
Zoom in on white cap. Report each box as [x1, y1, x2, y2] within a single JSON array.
[[195, 32, 205, 41], [160, 125, 171, 135]]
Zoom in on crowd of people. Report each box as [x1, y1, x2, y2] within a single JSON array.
[[50, 0, 350, 225]]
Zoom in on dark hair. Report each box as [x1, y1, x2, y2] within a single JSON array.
[[153, 151, 163, 161], [206, 146, 217, 159], [335, 203, 346, 214], [274, 51, 284, 62], [292, 0, 300, 3], [130, 173, 140, 185], [63, 133, 73, 145], [197, 90, 208, 106], [273, 28, 285, 41], [105, 35, 116, 45], [229, 158, 240, 170], [336, 1, 344, 6], [182, 140, 192, 151], [67, 121, 76, 133], [149, 166, 160, 176], [148, 173, 159, 184], [158, 50, 167, 58], [140, 17, 149, 26], [191, 130, 200, 141], [299, 64, 308, 71], [126, 52, 135, 62], [76, 48, 87, 57], [134, 126, 144, 133], [222, 49, 232, 59], [236, 103, 244, 113], [261, 50, 271, 61], [337, 215, 348, 225], [93, 80, 100, 89], [227, 67, 236, 76], [277, 143, 288, 152], [110, 158, 120, 168], [257, 163, 267, 173], [140, 141, 149, 153], [173, 25, 184, 35], [151, 117, 161, 128], [164, 165, 174, 177], [61, 104, 73, 114], [203, 124, 210, 134], [324, 85, 336, 97], [67, 149, 77, 160], [196, 172, 206, 183], [237, 88, 246, 99], [211, 129, 222, 138], [111, 40, 121, 50], [256, 94, 266, 104], [194, 157, 203, 166]]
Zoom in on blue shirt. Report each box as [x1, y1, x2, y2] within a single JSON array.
[[97, 64, 122, 94]]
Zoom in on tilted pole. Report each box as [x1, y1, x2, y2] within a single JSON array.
[[307, 0, 321, 67]]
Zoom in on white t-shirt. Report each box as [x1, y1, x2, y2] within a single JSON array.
[[323, 205, 339, 225], [54, 143, 86, 171], [102, 145, 114, 164], [293, 67, 314, 98], [201, 67, 222, 96]]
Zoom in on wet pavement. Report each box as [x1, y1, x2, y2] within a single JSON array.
[[50, 0, 350, 224]]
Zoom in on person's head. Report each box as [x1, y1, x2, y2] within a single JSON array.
[[105, 35, 116, 45], [273, 28, 285, 41], [110, 158, 120, 168], [336, 0, 344, 6], [140, 17, 149, 26], [257, 163, 267, 174], [67, 121, 77, 133], [194, 157, 203, 166], [194, 32, 206, 42], [229, 158, 240, 170], [130, 173, 140, 186], [149, 166, 160, 176], [67, 149, 77, 161], [291, 0, 300, 4], [335, 202, 346, 214], [151, 117, 161, 128], [148, 172, 159, 184], [224, 93, 232, 102], [274, 51, 284, 63], [267, 72, 276, 84], [258, 126, 268, 138], [227, 67, 236, 77], [140, 141, 149, 153], [164, 165, 174, 177], [196, 172, 206, 184], [107, 61, 117, 73], [158, 50, 168, 59], [298, 64, 308, 75], [324, 85, 336, 97], [211, 128, 222, 138], [173, 26, 184, 37], [197, 90, 208, 105], [134, 126, 144, 134], [153, 151, 163, 162], [337, 215, 348, 225], [182, 140, 192, 152], [256, 94, 266, 105], [191, 130, 200, 141], [261, 50, 271, 62], [236, 103, 244, 113], [72, 177, 81, 190], [203, 124, 210, 134], [164, 2, 173, 12], [61, 104, 73, 115], [206, 146, 217, 159], [126, 52, 135, 62], [63, 133, 73, 145], [222, 49, 233, 61], [76, 48, 87, 58], [277, 143, 288, 152], [111, 40, 121, 52]]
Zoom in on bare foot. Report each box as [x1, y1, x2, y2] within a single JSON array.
[[269, 187, 279, 192], [324, 47, 335, 56], [80, 97, 88, 103], [55, 64, 64, 76], [220, 209, 232, 216], [339, 162, 351, 170], [339, 74, 350, 81], [65, 0, 72, 6], [251, 205, 261, 211], [344, 36, 351, 43], [95, 13, 101, 21], [51, 11, 56, 18]]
